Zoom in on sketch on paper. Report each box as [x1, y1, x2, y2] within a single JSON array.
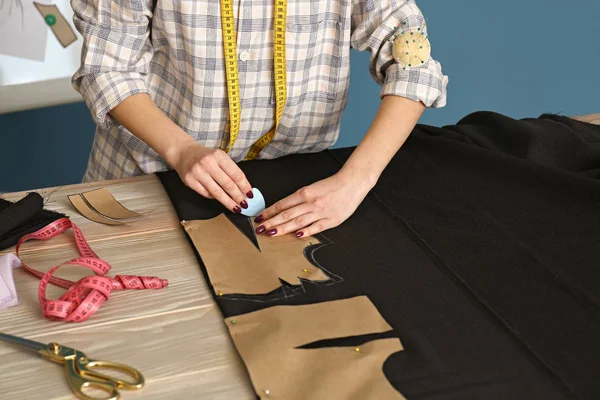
[[1, 0, 25, 26], [0, 0, 48, 61], [1, 0, 24, 16]]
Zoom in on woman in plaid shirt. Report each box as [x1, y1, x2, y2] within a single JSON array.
[[72, 0, 447, 237]]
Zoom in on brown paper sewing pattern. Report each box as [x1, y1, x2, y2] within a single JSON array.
[[225, 296, 406, 399], [182, 214, 335, 296], [67, 194, 124, 226], [33, 3, 77, 48], [81, 188, 145, 219], [68, 188, 151, 225]]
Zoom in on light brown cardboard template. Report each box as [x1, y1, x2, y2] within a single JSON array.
[[67, 194, 123, 226], [182, 214, 330, 295], [225, 296, 406, 399], [81, 188, 144, 219], [33, 3, 77, 48]]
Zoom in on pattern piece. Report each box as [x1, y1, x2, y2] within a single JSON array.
[[183, 214, 331, 295], [225, 296, 405, 399], [68, 188, 150, 225], [81, 188, 145, 219], [67, 194, 123, 226], [33, 2, 76, 48]]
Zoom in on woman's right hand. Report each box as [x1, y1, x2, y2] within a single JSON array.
[[105, 93, 252, 212], [171, 140, 253, 214], [104, 93, 252, 212]]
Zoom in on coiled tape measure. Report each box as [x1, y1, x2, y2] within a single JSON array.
[[16, 218, 168, 323], [220, 0, 288, 160]]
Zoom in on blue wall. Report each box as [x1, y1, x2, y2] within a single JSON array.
[[337, 0, 600, 147], [2, 0, 599, 192]]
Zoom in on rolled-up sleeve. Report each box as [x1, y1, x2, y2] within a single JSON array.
[[351, 1, 448, 108], [71, 0, 155, 125]]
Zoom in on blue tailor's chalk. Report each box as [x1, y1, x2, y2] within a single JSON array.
[[241, 188, 266, 217]]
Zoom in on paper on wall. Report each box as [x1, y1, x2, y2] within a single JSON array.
[[0, 0, 48, 61]]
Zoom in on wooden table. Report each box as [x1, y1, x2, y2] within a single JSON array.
[[0, 175, 255, 399], [573, 113, 600, 125]]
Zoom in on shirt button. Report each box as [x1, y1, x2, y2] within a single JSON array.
[[239, 51, 249, 62]]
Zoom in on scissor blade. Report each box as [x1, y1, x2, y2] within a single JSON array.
[[0, 332, 47, 352]]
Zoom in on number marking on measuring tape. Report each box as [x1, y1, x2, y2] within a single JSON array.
[[220, 0, 241, 153], [15, 218, 168, 323], [220, 0, 287, 160]]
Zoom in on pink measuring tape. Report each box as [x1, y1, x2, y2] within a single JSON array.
[[15, 218, 168, 323]]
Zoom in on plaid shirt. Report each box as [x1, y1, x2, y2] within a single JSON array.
[[72, 0, 448, 181]]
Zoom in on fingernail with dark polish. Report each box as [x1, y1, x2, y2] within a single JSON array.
[[296, 231, 304, 238], [233, 206, 242, 214], [256, 225, 266, 234], [267, 229, 277, 236], [254, 215, 264, 223], [246, 190, 254, 199], [241, 200, 248, 209]]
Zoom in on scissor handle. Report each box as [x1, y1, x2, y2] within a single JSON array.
[[80, 359, 145, 390], [64, 352, 145, 400], [64, 359, 120, 400]]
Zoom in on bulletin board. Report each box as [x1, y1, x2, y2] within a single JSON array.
[[0, 0, 82, 114]]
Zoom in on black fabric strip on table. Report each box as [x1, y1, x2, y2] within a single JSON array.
[[157, 111, 600, 399], [0, 192, 66, 251]]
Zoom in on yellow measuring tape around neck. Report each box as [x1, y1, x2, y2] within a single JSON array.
[[220, 0, 287, 160]]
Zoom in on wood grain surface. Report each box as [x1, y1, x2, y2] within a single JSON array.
[[0, 175, 254, 400], [573, 113, 600, 125]]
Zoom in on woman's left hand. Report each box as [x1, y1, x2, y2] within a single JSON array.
[[254, 171, 374, 238]]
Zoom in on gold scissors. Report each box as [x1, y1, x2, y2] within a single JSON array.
[[0, 332, 145, 400]]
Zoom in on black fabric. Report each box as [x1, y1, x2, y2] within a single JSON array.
[[157, 111, 600, 399], [0, 192, 66, 251]]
